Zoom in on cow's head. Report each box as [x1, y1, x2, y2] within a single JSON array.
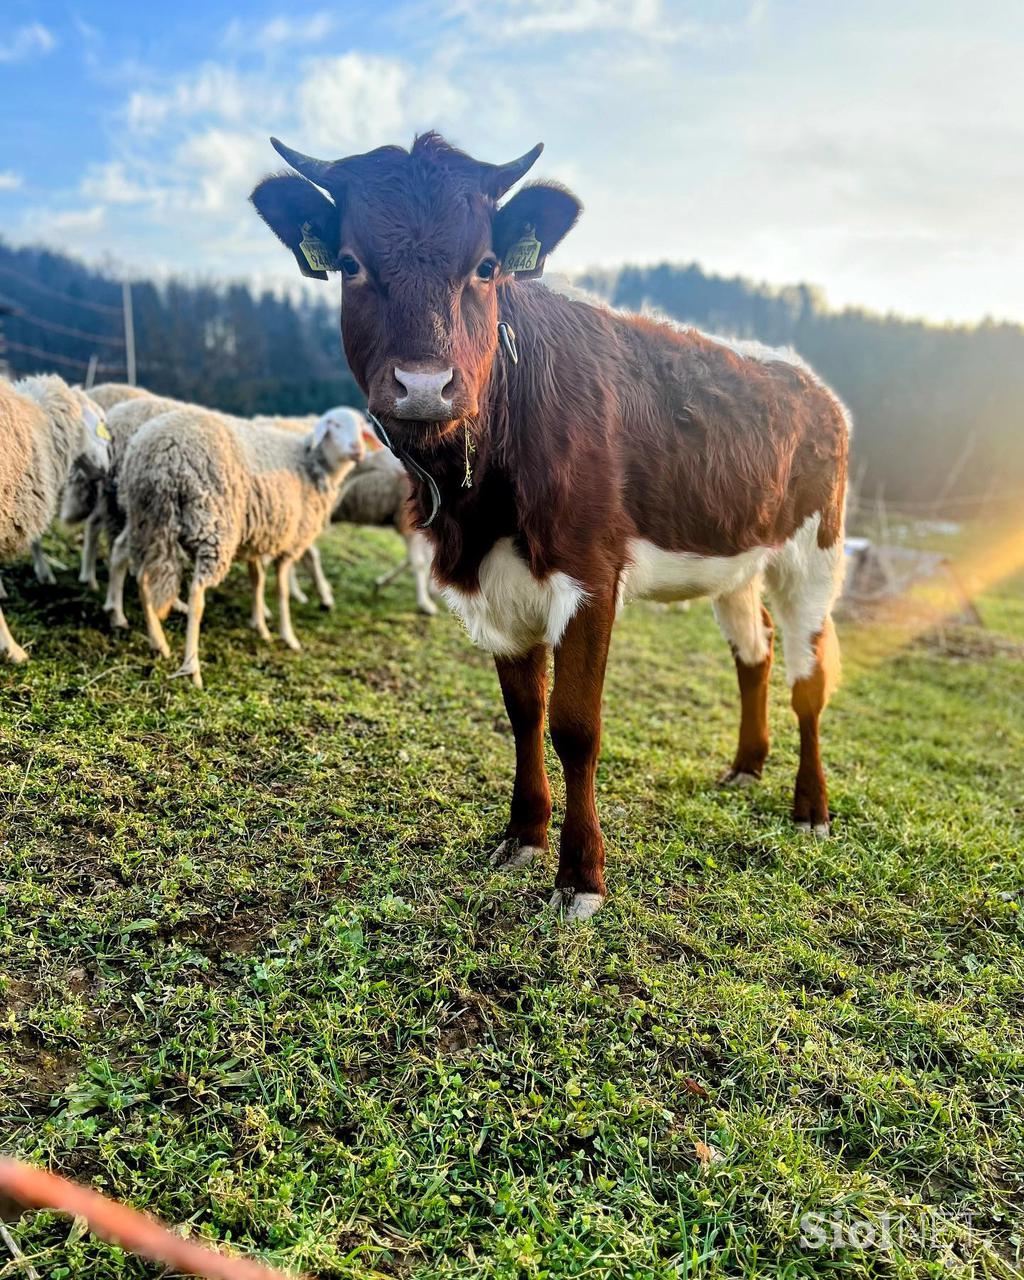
[[251, 134, 581, 447]]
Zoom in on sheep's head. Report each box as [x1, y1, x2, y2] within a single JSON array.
[[60, 393, 110, 523], [309, 406, 367, 479]]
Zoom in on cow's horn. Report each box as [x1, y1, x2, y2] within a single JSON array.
[[483, 143, 544, 198], [270, 137, 335, 187]]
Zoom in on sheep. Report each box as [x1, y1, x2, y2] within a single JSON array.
[[119, 406, 365, 687], [332, 447, 438, 616], [86, 382, 151, 411], [63, 384, 154, 590], [102, 401, 336, 619], [0, 375, 110, 662]]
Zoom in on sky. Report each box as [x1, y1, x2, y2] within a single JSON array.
[[0, 0, 1022, 325]]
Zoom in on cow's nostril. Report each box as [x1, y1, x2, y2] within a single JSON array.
[[441, 372, 456, 400]]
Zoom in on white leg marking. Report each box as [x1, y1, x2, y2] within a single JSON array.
[[712, 574, 770, 666], [548, 888, 605, 922], [765, 515, 844, 686], [490, 839, 542, 869]]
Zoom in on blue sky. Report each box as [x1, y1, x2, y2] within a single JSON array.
[[1, 0, 1021, 324]]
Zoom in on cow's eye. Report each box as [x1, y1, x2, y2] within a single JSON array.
[[339, 254, 362, 279], [475, 258, 497, 281]]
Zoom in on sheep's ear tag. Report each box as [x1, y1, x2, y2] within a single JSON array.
[[95, 418, 111, 442], [502, 224, 543, 278], [299, 223, 335, 273]]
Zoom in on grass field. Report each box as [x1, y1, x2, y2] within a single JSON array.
[[1, 523, 1022, 1279]]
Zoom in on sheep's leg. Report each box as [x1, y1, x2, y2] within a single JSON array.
[[0, 572, 7, 601], [288, 565, 309, 605], [303, 544, 334, 611], [31, 540, 57, 586], [408, 532, 438, 616], [171, 575, 206, 689], [248, 560, 272, 641], [79, 512, 102, 591], [0, 603, 29, 664], [104, 530, 131, 629], [137, 568, 171, 660], [375, 555, 410, 591], [276, 558, 302, 652]]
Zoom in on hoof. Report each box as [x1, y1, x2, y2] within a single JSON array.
[[718, 769, 759, 789], [80, 574, 99, 592], [418, 599, 439, 617], [796, 820, 831, 839], [108, 613, 129, 630], [319, 598, 335, 612], [171, 598, 189, 615], [3, 644, 30, 665], [148, 640, 171, 660], [170, 662, 202, 689], [490, 839, 542, 870], [281, 633, 302, 653], [549, 888, 605, 922]]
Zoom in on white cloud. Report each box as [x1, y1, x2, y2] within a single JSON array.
[[443, 0, 761, 42], [174, 128, 270, 213], [125, 63, 272, 132], [80, 161, 161, 206], [0, 171, 23, 192], [31, 205, 107, 235], [297, 52, 465, 154], [0, 22, 55, 63], [222, 12, 335, 54]]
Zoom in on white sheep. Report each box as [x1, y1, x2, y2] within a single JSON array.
[[0, 375, 110, 662], [332, 447, 438, 615], [101, 400, 336, 619], [120, 406, 364, 687]]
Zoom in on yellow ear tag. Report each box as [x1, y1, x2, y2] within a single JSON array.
[[502, 224, 542, 275], [95, 419, 112, 442], [299, 222, 335, 272]]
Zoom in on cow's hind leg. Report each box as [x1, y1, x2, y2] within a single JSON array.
[[766, 526, 844, 836], [713, 577, 774, 786]]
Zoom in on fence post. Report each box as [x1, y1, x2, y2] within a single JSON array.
[[122, 281, 136, 386]]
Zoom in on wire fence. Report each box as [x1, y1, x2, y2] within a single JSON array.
[[0, 263, 122, 315], [3, 339, 124, 375]]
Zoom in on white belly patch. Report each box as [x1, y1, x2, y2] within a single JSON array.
[[443, 538, 587, 656], [620, 538, 769, 605]]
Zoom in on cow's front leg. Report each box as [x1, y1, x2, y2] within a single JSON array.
[[549, 596, 615, 920], [491, 644, 551, 869]]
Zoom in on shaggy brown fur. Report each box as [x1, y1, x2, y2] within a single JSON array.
[[252, 134, 849, 914]]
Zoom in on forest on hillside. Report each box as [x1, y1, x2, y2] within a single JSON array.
[[2, 238, 1022, 515]]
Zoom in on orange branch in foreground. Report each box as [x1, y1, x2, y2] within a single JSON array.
[[0, 1159, 300, 1280]]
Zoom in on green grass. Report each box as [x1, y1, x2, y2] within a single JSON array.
[[1, 524, 1022, 1279]]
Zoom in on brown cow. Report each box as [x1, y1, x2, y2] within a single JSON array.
[[251, 134, 849, 920]]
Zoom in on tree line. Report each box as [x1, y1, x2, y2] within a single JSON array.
[[2, 238, 1021, 514]]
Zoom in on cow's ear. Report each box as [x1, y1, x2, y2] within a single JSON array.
[[250, 174, 341, 280], [492, 182, 582, 279]]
